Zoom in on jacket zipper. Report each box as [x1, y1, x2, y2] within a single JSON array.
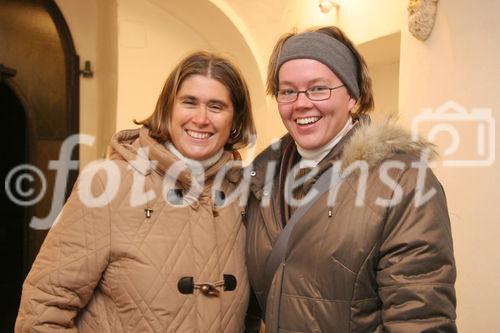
[[275, 260, 286, 332]]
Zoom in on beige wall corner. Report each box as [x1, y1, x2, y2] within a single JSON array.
[[358, 32, 401, 121], [399, 1, 500, 331], [54, 0, 118, 167], [96, 0, 118, 160]]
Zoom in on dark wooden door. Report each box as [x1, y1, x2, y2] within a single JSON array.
[[0, 0, 79, 330]]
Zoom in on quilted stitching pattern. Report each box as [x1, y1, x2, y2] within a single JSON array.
[[16, 131, 250, 333]]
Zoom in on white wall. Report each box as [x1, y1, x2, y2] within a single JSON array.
[[218, 0, 405, 151], [370, 61, 399, 121], [358, 32, 401, 121], [116, 0, 211, 131], [399, 1, 500, 331], [96, 0, 118, 158], [222, 0, 406, 70], [116, 0, 268, 158], [54, 0, 118, 166], [337, 0, 405, 45]]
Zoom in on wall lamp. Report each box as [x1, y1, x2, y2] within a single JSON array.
[[319, 0, 340, 13]]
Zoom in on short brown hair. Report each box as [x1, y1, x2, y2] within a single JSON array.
[[135, 51, 256, 150], [266, 26, 374, 116]]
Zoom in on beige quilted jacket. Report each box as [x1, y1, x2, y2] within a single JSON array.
[[16, 127, 250, 332]]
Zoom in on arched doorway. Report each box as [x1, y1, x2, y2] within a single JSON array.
[[0, 78, 29, 332], [0, 0, 79, 330]]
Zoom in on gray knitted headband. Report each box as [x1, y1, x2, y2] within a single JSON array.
[[277, 32, 360, 99]]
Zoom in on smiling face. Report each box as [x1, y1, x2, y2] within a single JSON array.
[[169, 75, 234, 160], [277, 59, 356, 150]]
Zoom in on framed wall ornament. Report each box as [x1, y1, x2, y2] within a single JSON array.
[[408, 0, 439, 41]]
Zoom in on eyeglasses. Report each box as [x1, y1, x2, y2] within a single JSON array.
[[276, 84, 345, 103]]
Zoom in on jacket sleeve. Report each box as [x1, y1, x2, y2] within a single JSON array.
[[377, 166, 457, 333], [15, 172, 111, 332]]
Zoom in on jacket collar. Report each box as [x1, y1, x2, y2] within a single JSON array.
[[110, 127, 241, 190], [247, 135, 292, 201], [247, 117, 436, 198]]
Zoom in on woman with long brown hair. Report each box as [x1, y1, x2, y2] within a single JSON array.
[[16, 51, 256, 332]]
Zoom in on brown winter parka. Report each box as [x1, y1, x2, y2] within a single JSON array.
[[245, 121, 457, 333]]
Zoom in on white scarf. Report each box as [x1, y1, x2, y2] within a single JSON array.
[[164, 142, 224, 176], [296, 117, 354, 168]]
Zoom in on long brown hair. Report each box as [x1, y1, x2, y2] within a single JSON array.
[[135, 51, 256, 150], [266, 26, 374, 116]]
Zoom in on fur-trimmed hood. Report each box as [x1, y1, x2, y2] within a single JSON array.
[[340, 118, 436, 167], [248, 118, 436, 194]]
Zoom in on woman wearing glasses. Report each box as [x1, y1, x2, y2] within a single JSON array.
[[245, 27, 457, 332]]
